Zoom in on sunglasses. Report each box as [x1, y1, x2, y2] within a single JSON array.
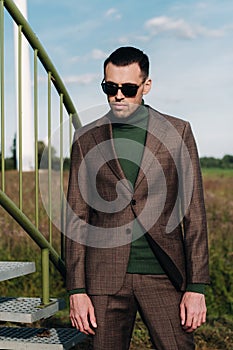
[[101, 80, 144, 98]]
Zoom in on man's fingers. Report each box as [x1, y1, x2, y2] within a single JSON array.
[[70, 314, 83, 333], [183, 310, 194, 331], [83, 319, 96, 335], [72, 313, 91, 335], [89, 305, 97, 329], [201, 310, 207, 324], [180, 302, 186, 326], [183, 310, 205, 332]]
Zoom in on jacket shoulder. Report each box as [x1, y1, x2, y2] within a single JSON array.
[[147, 105, 189, 129], [73, 114, 109, 141]]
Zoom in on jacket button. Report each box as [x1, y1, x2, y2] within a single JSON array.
[[131, 199, 136, 206], [126, 228, 131, 234]]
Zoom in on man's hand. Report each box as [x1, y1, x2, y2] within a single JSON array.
[[69, 293, 97, 335], [180, 292, 207, 332]]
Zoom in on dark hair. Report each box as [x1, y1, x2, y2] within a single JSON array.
[[104, 46, 149, 80]]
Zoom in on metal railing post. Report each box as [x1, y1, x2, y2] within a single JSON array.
[[48, 72, 52, 244], [0, 0, 5, 191], [34, 49, 39, 228], [18, 24, 23, 210], [60, 94, 65, 260], [41, 248, 50, 305]]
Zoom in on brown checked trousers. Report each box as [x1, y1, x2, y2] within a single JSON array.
[[90, 274, 195, 350]]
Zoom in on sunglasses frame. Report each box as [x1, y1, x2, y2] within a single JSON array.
[[101, 79, 144, 98]]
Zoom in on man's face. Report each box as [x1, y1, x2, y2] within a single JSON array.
[[104, 62, 151, 118]]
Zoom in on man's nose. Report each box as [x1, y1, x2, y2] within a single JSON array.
[[115, 86, 124, 99]]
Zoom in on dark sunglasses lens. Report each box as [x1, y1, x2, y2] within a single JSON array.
[[121, 85, 138, 97], [102, 82, 139, 97], [102, 83, 118, 96]]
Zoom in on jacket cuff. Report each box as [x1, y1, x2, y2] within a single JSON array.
[[186, 283, 206, 294], [68, 288, 86, 295]]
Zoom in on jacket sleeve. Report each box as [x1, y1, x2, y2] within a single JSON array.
[[180, 122, 210, 285], [65, 131, 89, 291]]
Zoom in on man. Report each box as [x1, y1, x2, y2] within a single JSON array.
[[65, 46, 210, 350]]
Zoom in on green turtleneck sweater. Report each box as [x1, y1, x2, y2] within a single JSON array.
[[112, 105, 165, 274]]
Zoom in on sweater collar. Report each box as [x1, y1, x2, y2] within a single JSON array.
[[109, 104, 149, 129]]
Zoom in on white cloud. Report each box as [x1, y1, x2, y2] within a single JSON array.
[[145, 16, 225, 39], [64, 73, 99, 85], [196, 2, 208, 9], [118, 36, 130, 44], [91, 49, 107, 60], [145, 16, 196, 39], [117, 34, 150, 45], [105, 8, 122, 20], [196, 25, 225, 38], [69, 49, 107, 64], [69, 56, 82, 63]]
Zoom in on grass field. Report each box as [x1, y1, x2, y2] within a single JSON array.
[[0, 168, 233, 349], [202, 167, 233, 178]]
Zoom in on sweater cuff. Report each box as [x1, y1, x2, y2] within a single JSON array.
[[186, 283, 206, 294], [68, 288, 86, 295]]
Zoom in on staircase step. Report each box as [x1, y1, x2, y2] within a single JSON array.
[[0, 326, 86, 349], [0, 262, 36, 282], [0, 298, 66, 323]]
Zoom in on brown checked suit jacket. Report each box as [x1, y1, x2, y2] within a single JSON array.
[[65, 105, 210, 295]]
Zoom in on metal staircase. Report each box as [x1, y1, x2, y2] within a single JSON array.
[[0, 327, 86, 350], [0, 262, 36, 282], [0, 0, 86, 348], [0, 261, 86, 349]]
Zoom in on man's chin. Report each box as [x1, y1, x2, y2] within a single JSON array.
[[110, 104, 138, 119], [112, 110, 130, 119]]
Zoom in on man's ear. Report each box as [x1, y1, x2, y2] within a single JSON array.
[[142, 78, 152, 95]]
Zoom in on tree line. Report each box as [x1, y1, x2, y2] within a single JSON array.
[[200, 154, 233, 169], [0, 138, 70, 171], [0, 136, 233, 171]]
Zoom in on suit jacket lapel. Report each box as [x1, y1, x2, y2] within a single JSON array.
[[135, 108, 168, 189], [91, 108, 168, 192], [91, 114, 131, 191]]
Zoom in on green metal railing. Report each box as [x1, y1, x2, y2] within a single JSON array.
[[0, 0, 82, 305]]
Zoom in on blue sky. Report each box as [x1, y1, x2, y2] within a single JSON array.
[[3, 0, 233, 157]]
